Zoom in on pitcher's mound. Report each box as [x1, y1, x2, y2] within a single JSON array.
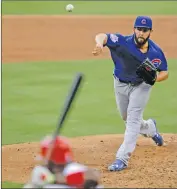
[[2, 134, 177, 188]]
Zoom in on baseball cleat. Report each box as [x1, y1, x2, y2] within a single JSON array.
[[151, 119, 164, 146], [108, 159, 127, 171]]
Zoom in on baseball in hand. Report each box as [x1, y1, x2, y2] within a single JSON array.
[[66, 4, 74, 12]]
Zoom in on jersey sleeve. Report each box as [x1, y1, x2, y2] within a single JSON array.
[[158, 50, 168, 71], [63, 162, 87, 186], [29, 165, 55, 187], [104, 33, 124, 48]]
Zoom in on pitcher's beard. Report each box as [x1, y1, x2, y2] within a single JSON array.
[[134, 34, 150, 48]]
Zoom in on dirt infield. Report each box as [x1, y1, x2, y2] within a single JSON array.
[[2, 15, 177, 187], [2, 134, 177, 188], [2, 15, 177, 63]]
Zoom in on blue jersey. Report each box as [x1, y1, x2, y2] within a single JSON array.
[[104, 33, 168, 82]]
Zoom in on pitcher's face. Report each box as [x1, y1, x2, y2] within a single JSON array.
[[134, 27, 152, 47]]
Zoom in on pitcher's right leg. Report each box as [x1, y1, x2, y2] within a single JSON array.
[[140, 119, 164, 146]]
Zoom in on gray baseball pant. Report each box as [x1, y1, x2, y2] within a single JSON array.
[[114, 76, 157, 165]]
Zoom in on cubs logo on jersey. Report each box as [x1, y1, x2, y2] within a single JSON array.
[[151, 58, 161, 68]]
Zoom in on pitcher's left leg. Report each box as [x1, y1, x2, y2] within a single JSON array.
[[108, 83, 152, 171]]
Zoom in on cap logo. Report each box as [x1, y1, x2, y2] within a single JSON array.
[[141, 19, 146, 24]]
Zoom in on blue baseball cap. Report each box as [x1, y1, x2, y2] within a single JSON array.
[[134, 16, 152, 29]]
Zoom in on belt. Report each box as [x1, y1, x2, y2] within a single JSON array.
[[113, 75, 143, 86], [119, 79, 142, 86]]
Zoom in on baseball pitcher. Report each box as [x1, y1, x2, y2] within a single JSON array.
[[92, 16, 169, 171]]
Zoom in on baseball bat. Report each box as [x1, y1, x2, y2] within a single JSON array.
[[46, 73, 84, 163], [53, 72, 83, 138]]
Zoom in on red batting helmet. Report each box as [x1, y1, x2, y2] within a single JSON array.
[[39, 135, 74, 165]]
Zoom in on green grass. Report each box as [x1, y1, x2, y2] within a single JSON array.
[[2, 1, 177, 15], [2, 59, 177, 145], [2, 182, 23, 188]]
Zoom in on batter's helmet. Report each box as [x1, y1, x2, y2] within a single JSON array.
[[38, 135, 74, 165]]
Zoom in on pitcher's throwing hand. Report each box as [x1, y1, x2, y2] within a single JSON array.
[[92, 44, 104, 56]]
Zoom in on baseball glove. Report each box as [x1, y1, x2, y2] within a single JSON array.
[[136, 58, 157, 85]]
